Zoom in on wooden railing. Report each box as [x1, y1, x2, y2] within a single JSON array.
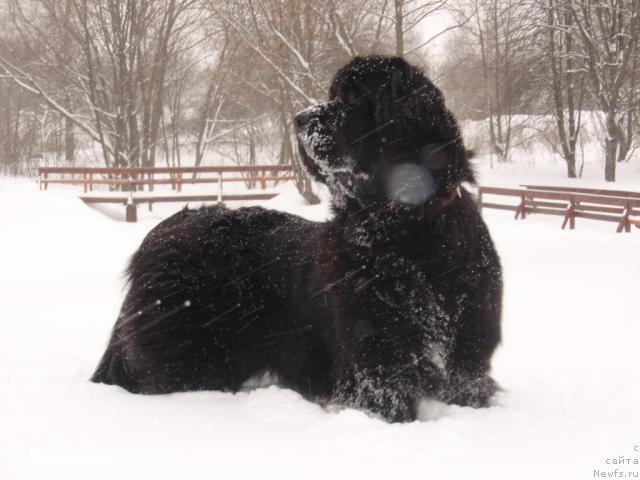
[[38, 165, 295, 193], [478, 186, 640, 233], [37, 166, 296, 222], [520, 184, 640, 200]]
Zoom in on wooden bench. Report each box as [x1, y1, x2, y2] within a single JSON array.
[[520, 184, 640, 200], [478, 186, 640, 233], [38, 166, 296, 222]]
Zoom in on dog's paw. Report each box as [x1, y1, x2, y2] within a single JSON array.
[[332, 367, 418, 423], [446, 375, 499, 408]]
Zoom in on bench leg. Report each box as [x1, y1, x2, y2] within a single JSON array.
[[616, 204, 631, 233], [515, 195, 526, 219], [126, 204, 138, 222], [562, 197, 576, 230], [561, 211, 576, 230]]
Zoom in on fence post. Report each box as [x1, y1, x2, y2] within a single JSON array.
[[260, 169, 267, 190], [217, 172, 223, 203], [125, 192, 137, 222], [176, 172, 182, 193]]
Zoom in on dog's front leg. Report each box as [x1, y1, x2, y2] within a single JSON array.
[[332, 364, 419, 422], [444, 276, 502, 408], [331, 345, 446, 423]]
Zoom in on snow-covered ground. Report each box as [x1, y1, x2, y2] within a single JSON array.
[[1, 164, 639, 479]]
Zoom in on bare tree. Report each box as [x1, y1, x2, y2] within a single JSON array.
[[538, 0, 587, 178], [392, 0, 452, 56], [189, 24, 239, 171], [206, 0, 385, 202], [568, 0, 640, 181], [0, 77, 41, 175], [456, 0, 543, 161], [0, 0, 200, 170]]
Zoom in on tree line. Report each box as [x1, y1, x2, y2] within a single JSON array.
[[1, 0, 638, 187], [444, 0, 640, 181]]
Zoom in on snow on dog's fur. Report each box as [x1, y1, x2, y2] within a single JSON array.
[[92, 56, 502, 422]]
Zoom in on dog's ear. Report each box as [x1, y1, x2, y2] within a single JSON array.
[[378, 63, 476, 194], [435, 109, 476, 192], [373, 68, 409, 145], [415, 108, 476, 197]]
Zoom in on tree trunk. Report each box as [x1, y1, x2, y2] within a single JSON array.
[[566, 152, 576, 178], [605, 113, 617, 182], [394, 0, 404, 56], [614, 119, 630, 163], [64, 115, 74, 164]]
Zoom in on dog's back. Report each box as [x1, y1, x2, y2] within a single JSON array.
[[92, 205, 326, 395]]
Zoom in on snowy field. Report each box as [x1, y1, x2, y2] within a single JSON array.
[[1, 164, 639, 479]]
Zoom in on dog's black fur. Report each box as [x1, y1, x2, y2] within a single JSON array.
[[92, 56, 502, 422]]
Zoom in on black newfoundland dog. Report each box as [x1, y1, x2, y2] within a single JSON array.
[[92, 56, 502, 422]]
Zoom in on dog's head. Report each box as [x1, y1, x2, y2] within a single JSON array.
[[295, 56, 474, 211]]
